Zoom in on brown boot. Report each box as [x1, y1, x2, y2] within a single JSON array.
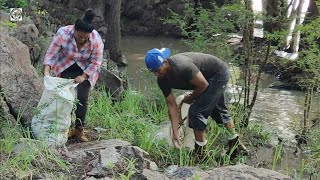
[[67, 127, 76, 139], [226, 136, 248, 159], [75, 127, 89, 142]]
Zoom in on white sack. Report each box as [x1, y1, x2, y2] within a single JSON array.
[[31, 76, 78, 147]]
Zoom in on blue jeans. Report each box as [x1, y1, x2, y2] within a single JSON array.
[[188, 71, 231, 131]]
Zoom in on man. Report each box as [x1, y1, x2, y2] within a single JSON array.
[[145, 48, 248, 159]]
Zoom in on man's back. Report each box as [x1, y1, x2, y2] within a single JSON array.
[[170, 52, 229, 79], [157, 52, 229, 96]]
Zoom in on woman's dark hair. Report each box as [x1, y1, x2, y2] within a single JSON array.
[[75, 9, 95, 33]]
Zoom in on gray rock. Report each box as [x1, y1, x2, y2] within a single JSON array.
[[203, 164, 292, 180], [0, 33, 43, 126], [142, 169, 170, 180]]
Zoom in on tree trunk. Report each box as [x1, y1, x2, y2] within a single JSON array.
[[105, 0, 127, 99], [242, 0, 254, 127], [105, 0, 126, 66]]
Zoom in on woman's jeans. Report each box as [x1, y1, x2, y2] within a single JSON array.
[[60, 63, 91, 128]]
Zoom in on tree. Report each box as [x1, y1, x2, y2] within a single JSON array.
[[105, 0, 123, 65], [105, 0, 127, 98]]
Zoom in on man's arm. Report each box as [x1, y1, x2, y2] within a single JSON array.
[[165, 92, 181, 148], [184, 71, 209, 104]]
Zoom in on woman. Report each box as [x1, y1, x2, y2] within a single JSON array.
[[43, 9, 104, 142]]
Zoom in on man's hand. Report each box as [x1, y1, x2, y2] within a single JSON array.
[[74, 73, 88, 83], [166, 93, 182, 149], [183, 93, 194, 104], [172, 129, 181, 149]]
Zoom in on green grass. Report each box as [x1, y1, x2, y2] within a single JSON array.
[[1, 72, 319, 178], [85, 87, 251, 169], [0, 119, 69, 179]]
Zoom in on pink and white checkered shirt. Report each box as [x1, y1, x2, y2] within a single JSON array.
[[44, 25, 104, 87]]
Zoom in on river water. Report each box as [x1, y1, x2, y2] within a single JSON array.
[[121, 36, 319, 145]]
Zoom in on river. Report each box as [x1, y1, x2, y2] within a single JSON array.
[[121, 35, 319, 145]]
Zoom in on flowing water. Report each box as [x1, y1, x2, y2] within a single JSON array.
[[121, 36, 319, 145]]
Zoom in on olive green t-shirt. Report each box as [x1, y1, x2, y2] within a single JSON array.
[[157, 52, 229, 97]]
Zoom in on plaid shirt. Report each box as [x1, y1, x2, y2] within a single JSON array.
[[44, 25, 104, 87]]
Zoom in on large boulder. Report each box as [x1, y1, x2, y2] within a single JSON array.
[[96, 61, 128, 101], [0, 97, 16, 124], [65, 139, 163, 179], [63, 140, 292, 179], [204, 164, 292, 180], [165, 164, 293, 179], [0, 33, 43, 126]]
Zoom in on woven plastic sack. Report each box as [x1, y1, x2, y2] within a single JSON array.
[[31, 76, 78, 147]]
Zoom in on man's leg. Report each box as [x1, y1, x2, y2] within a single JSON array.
[[211, 93, 248, 158], [225, 119, 238, 139], [189, 74, 230, 161], [194, 129, 206, 142], [193, 129, 208, 160]]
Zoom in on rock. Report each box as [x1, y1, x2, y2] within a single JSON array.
[[66, 139, 161, 179], [142, 169, 170, 180], [203, 164, 293, 180], [12, 23, 39, 47], [164, 165, 292, 180], [96, 61, 126, 101], [100, 146, 121, 167], [0, 33, 43, 126], [0, 11, 11, 34], [0, 97, 16, 124]]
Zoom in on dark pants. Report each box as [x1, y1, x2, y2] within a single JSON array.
[[189, 71, 231, 131], [60, 63, 91, 128]]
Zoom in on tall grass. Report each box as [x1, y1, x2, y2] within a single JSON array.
[[85, 84, 251, 169], [0, 117, 69, 179]]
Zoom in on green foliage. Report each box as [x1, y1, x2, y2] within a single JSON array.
[[119, 158, 137, 180], [297, 17, 320, 88], [0, 119, 69, 179], [304, 127, 320, 178], [0, 0, 6, 9], [0, 0, 29, 8], [0, 20, 17, 32], [86, 81, 250, 168], [272, 144, 283, 170], [86, 86, 167, 145], [163, 1, 249, 61], [11, 0, 29, 8]]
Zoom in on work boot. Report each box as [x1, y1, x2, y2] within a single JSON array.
[[67, 127, 75, 139], [226, 136, 248, 159], [75, 127, 89, 142], [193, 143, 207, 163]]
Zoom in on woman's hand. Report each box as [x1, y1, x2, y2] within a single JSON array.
[[44, 65, 51, 76], [74, 74, 88, 83]]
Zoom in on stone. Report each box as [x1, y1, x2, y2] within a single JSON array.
[[0, 33, 43, 126]]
